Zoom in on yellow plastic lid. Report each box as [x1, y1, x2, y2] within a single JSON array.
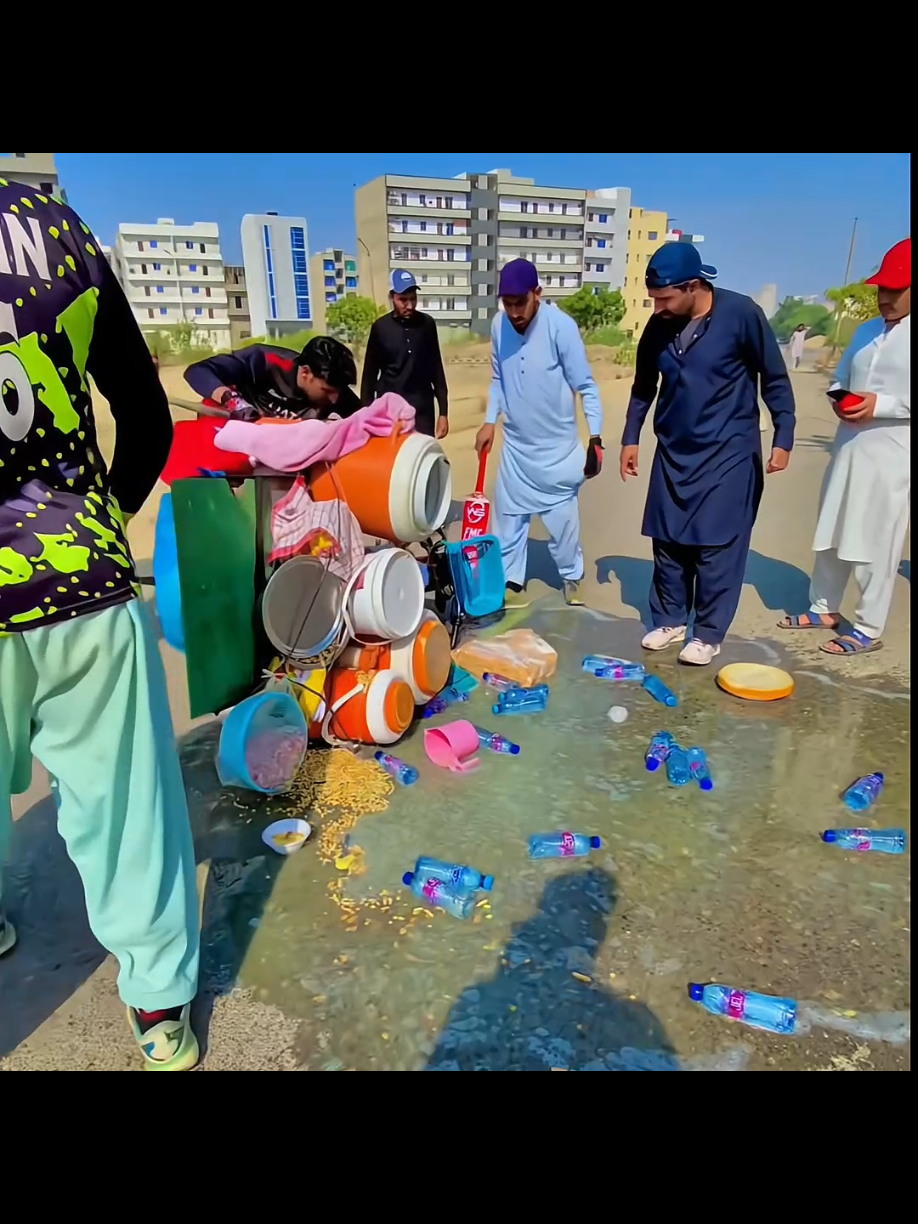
[[716, 662, 795, 702]]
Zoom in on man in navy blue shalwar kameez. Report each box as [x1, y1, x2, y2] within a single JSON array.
[[620, 245, 796, 665]]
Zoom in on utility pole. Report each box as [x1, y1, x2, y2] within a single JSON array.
[[831, 216, 858, 355]]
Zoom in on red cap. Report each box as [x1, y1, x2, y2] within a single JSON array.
[[865, 238, 911, 290]]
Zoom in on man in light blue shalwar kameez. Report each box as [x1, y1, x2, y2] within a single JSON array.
[[476, 259, 604, 608]]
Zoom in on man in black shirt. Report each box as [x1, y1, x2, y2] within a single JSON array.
[[185, 335, 360, 421], [360, 270, 449, 438]]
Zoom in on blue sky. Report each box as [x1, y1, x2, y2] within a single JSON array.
[[58, 152, 909, 301]]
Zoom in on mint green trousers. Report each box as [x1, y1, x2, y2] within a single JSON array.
[[0, 601, 200, 1011]]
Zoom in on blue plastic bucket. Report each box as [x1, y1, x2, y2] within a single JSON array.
[[153, 492, 185, 652], [447, 535, 505, 619], [217, 691, 308, 794]]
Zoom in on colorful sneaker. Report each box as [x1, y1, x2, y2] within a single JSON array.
[[503, 587, 532, 610], [563, 580, 585, 606], [0, 914, 16, 957], [128, 1004, 199, 1072], [641, 625, 687, 651]]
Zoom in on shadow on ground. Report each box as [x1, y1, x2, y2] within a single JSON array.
[[426, 868, 678, 1071]]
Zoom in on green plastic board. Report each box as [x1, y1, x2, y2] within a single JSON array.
[[172, 478, 259, 718]]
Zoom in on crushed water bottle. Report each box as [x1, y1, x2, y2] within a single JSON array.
[[422, 685, 469, 718], [688, 982, 797, 1035], [528, 831, 601, 859], [822, 828, 906, 854], [687, 746, 714, 791], [414, 856, 494, 892], [665, 745, 693, 787], [645, 731, 676, 772], [402, 871, 476, 919], [493, 687, 549, 716], [582, 654, 634, 674], [593, 663, 646, 682], [472, 725, 520, 755], [482, 672, 515, 692], [642, 674, 679, 707], [842, 772, 884, 813], [374, 751, 419, 786]]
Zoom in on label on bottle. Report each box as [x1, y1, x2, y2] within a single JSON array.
[[852, 829, 872, 852], [726, 990, 747, 1020], [422, 879, 442, 903], [559, 832, 576, 857], [449, 867, 462, 886]]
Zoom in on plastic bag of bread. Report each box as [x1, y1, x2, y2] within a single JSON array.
[[451, 628, 557, 689]]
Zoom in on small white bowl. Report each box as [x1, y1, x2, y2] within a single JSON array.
[[262, 818, 312, 856]]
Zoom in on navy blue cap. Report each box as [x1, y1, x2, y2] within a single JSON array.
[[589, 836, 601, 849], [481, 875, 495, 892], [509, 744, 521, 756], [390, 269, 418, 294], [646, 243, 717, 289], [688, 983, 704, 1001], [402, 871, 415, 886], [821, 830, 837, 843], [499, 258, 539, 297]]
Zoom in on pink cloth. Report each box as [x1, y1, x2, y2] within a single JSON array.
[[214, 393, 416, 472], [268, 477, 365, 576]]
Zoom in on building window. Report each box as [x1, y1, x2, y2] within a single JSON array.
[[345, 260, 356, 273], [325, 275, 335, 287], [296, 299, 311, 320], [345, 277, 357, 288], [192, 286, 199, 295], [137, 241, 144, 252], [144, 287, 150, 297], [199, 243, 205, 253], [186, 241, 194, 249], [205, 287, 211, 297], [195, 307, 203, 316], [147, 308, 154, 318], [418, 194, 426, 205], [208, 308, 214, 319], [263, 224, 277, 320], [159, 307, 167, 315], [595, 263, 606, 272], [326, 291, 336, 302], [599, 213, 608, 223], [153, 262, 161, 271], [150, 240, 158, 248], [597, 239, 606, 248], [188, 264, 197, 273], [156, 285, 164, 293], [648, 231, 658, 241], [40, 180, 55, 194], [324, 260, 335, 271], [141, 264, 148, 274], [643, 299, 652, 308], [234, 295, 243, 309]]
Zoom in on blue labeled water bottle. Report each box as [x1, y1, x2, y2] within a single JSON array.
[[374, 751, 419, 786], [493, 687, 549, 716], [414, 856, 494, 892], [642, 674, 679, 707], [422, 686, 469, 718], [665, 745, 693, 787], [472, 725, 521, 755], [688, 982, 797, 1035], [402, 871, 476, 919], [822, 828, 906, 854], [842, 772, 884, 813], [593, 663, 646, 682], [528, 831, 601, 859], [582, 654, 632, 674], [645, 731, 676, 772], [687, 746, 714, 791], [482, 672, 515, 692]]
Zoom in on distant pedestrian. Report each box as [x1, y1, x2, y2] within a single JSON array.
[[620, 244, 796, 665], [787, 323, 807, 369], [360, 270, 449, 439]]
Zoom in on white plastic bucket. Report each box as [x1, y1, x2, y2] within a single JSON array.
[[347, 548, 424, 643]]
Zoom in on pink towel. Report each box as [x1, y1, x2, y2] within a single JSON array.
[[214, 393, 416, 473]]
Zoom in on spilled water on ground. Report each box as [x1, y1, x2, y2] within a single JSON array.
[[183, 602, 910, 1071]]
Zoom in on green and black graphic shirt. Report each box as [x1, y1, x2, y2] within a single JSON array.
[[1, 178, 172, 634]]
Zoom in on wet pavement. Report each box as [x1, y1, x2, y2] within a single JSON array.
[[177, 600, 909, 1072]]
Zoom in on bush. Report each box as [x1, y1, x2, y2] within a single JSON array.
[[589, 326, 629, 348]]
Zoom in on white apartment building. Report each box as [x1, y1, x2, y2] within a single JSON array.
[[241, 212, 312, 340], [583, 186, 630, 291], [0, 152, 62, 198], [114, 218, 230, 349], [494, 174, 587, 304]]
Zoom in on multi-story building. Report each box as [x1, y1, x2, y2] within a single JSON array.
[[240, 212, 312, 340], [114, 218, 231, 349], [224, 264, 251, 346], [0, 151, 62, 198], [309, 247, 359, 332], [583, 187, 630, 293], [622, 206, 668, 337]]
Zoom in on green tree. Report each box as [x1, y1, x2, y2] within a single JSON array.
[[825, 280, 879, 324], [559, 286, 626, 335], [327, 295, 379, 353], [768, 297, 832, 343]]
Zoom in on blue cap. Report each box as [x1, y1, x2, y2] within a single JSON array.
[[402, 871, 415, 886], [589, 836, 601, 849], [646, 243, 718, 289], [509, 744, 521, 755], [821, 830, 837, 843], [688, 983, 704, 1001], [481, 875, 495, 892], [498, 258, 539, 297], [390, 269, 418, 294]]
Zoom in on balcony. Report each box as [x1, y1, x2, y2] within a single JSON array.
[[388, 225, 471, 243], [389, 252, 472, 268], [498, 233, 582, 249], [498, 208, 584, 225]]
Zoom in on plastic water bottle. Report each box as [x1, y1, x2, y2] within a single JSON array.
[[593, 663, 646, 682], [422, 686, 469, 718], [645, 732, 676, 772], [374, 751, 419, 786], [642, 674, 679, 707], [483, 672, 515, 692], [528, 832, 601, 859], [414, 856, 494, 892], [582, 654, 633, 674], [687, 746, 714, 791], [402, 871, 476, 919], [665, 745, 693, 787], [493, 688, 549, 716], [842, 772, 884, 813], [822, 828, 906, 855], [688, 982, 797, 1035], [472, 725, 520, 755]]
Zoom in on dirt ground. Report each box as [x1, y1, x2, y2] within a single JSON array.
[[2, 350, 909, 1071]]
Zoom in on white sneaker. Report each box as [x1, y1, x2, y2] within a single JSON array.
[[641, 625, 687, 651], [679, 639, 721, 666]]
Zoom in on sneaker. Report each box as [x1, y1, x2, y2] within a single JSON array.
[[641, 625, 687, 651], [563, 580, 585, 606], [503, 587, 532, 610], [0, 914, 16, 958], [128, 1004, 200, 1072], [679, 639, 721, 666]]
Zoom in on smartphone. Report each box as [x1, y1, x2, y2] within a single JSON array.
[[827, 388, 865, 414]]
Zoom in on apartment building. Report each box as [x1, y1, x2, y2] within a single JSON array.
[[309, 247, 359, 332], [224, 264, 251, 346], [114, 218, 231, 349], [583, 186, 630, 292], [0, 152, 62, 198], [241, 212, 312, 340], [624, 212, 708, 336]]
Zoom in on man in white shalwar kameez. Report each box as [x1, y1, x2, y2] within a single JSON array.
[[779, 238, 910, 655]]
